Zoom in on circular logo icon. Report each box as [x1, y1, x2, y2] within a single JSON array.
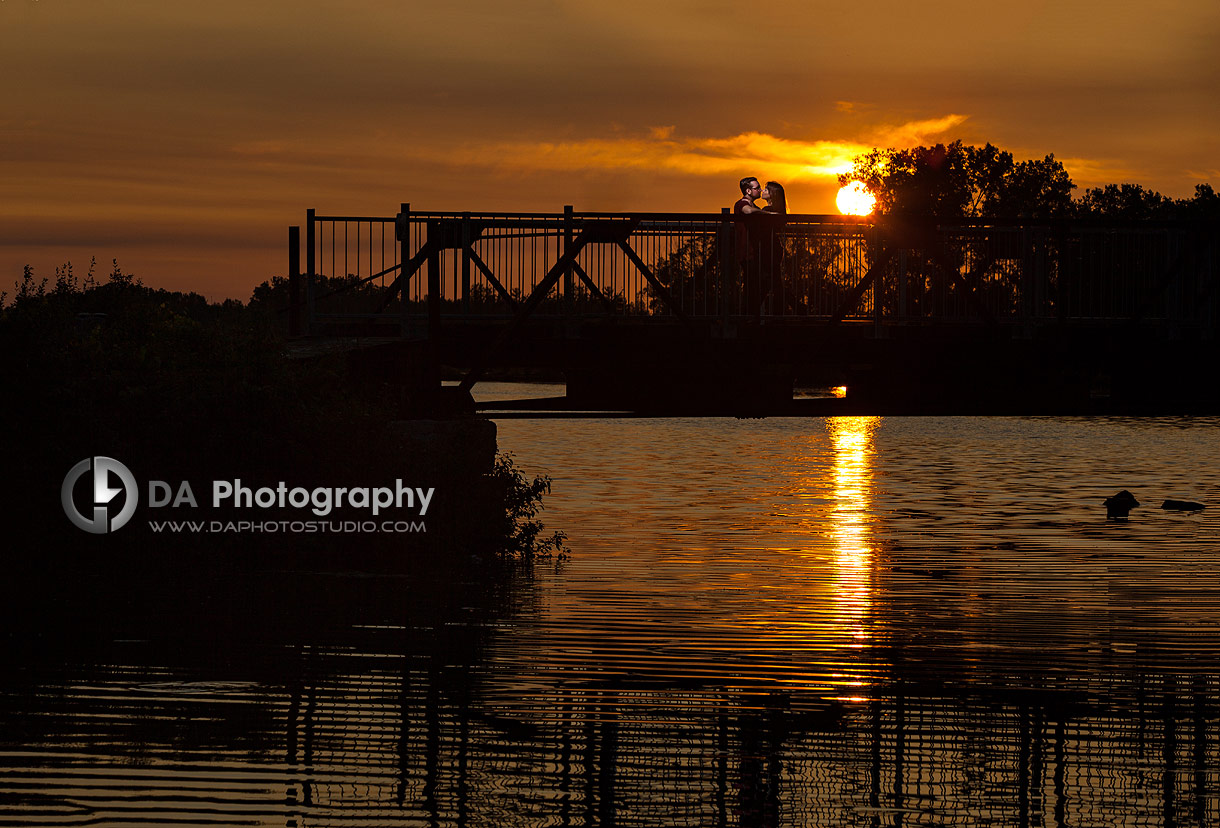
[[62, 457, 139, 534]]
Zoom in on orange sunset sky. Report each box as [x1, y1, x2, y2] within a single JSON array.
[[4, 0, 1218, 300]]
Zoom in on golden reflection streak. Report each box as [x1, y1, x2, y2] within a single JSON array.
[[827, 417, 880, 646]]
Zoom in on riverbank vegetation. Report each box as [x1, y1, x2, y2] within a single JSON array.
[[1, 260, 567, 564]]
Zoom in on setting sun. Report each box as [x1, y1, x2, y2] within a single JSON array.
[[836, 181, 877, 216]]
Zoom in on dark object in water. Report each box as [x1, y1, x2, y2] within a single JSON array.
[[1161, 499, 1205, 511], [1103, 490, 1139, 519]]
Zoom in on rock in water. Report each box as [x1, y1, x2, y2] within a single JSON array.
[[1161, 499, 1205, 511], [1103, 490, 1140, 519]]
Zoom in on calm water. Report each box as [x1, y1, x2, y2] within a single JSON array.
[[4, 392, 1220, 826]]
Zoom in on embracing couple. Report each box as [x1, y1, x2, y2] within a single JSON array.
[[733, 177, 788, 316], [734, 176, 787, 217]]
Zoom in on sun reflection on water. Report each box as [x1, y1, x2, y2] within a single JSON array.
[[828, 416, 880, 644]]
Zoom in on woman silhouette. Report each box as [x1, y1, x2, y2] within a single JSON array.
[[760, 182, 788, 313], [763, 181, 787, 215]]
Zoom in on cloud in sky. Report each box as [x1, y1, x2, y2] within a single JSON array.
[[437, 132, 866, 180], [871, 115, 972, 150], [403, 115, 971, 183]]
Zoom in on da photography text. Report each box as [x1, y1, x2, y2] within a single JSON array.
[[61, 456, 435, 535], [160, 479, 434, 517]]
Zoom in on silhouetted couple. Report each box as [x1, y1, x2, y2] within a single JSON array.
[[734, 177, 787, 317]]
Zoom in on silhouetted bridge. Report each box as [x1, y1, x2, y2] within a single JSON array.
[[285, 206, 1219, 415]]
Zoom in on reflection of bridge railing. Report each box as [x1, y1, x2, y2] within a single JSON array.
[[287, 207, 1219, 336], [281, 648, 1220, 827]]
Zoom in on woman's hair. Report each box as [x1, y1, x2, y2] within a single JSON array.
[[765, 181, 787, 213]]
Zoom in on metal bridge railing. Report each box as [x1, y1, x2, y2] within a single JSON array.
[[287, 207, 1219, 337]]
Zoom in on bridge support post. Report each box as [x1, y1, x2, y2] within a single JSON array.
[[398, 202, 410, 336], [427, 221, 442, 338], [719, 208, 733, 328], [1033, 228, 1048, 319], [461, 212, 472, 314], [1019, 228, 1033, 323], [288, 225, 301, 337], [305, 209, 315, 336], [897, 248, 908, 320], [563, 205, 575, 318], [874, 235, 884, 328]]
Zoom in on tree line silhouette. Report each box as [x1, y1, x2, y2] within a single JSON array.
[[839, 140, 1218, 220]]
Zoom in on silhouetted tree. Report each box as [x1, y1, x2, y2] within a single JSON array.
[[1075, 182, 1220, 220], [1179, 183, 1220, 219], [839, 141, 1075, 219], [1074, 183, 1176, 219]]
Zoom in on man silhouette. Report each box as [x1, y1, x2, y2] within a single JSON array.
[[736, 177, 763, 215], [734, 177, 764, 315]]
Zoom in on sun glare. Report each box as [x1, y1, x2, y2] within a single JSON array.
[[836, 181, 876, 216]]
